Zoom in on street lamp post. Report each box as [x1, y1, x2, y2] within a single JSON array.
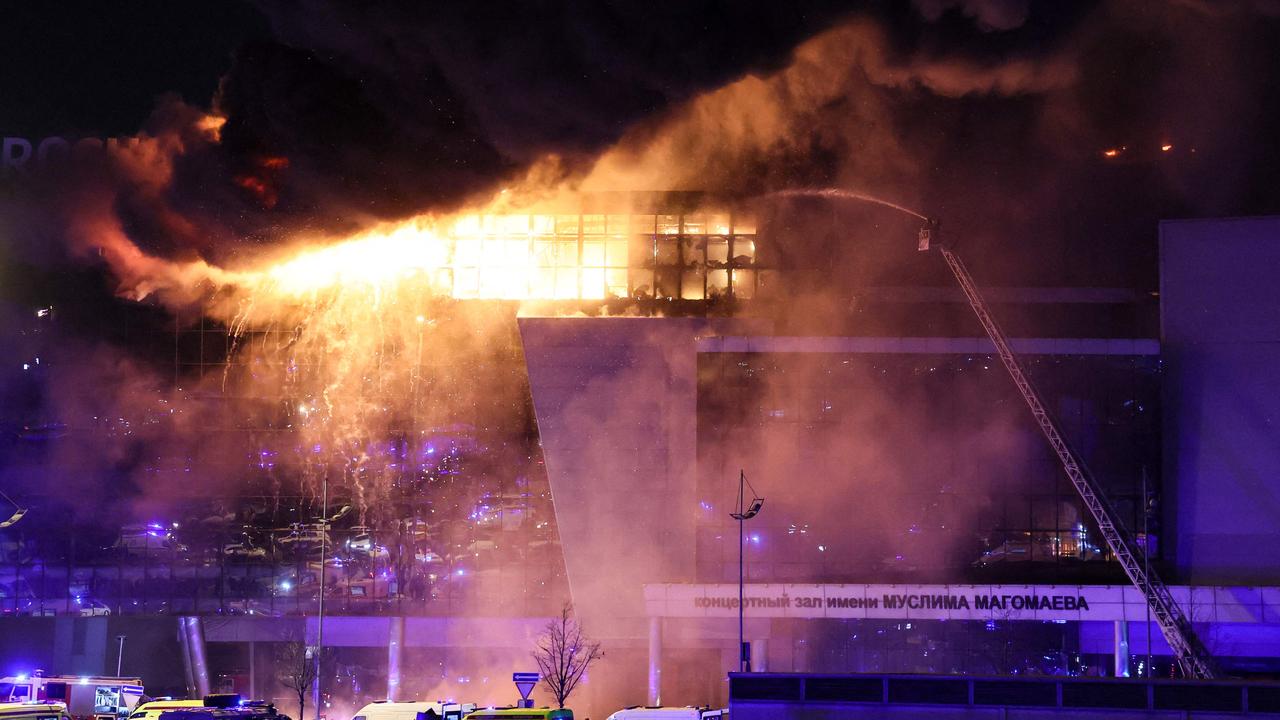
[[730, 470, 763, 673], [115, 635, 126, 676], [313, 474, 328, 720]]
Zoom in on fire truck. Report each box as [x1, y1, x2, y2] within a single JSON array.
[[0, 673, 144, 720]]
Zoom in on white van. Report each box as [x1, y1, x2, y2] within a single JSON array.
[[352, 701, 477, 720], [605, 708, 727, 720]]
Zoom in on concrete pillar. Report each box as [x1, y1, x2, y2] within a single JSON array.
[[647, 616, 662, 706], [178, 620, 196, 696], [388, 617, 405, 701], [248, 641, 256, 700], [182, 617, 211, 696], [750, 638, 768, 673], [1114, 621, 1131, 678]]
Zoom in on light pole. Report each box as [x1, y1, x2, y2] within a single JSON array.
[[313, 473, 328, 720], [115, 635, 126, 676], [730, 470, 763, 673]]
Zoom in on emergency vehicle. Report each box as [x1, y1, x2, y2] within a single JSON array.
[[0, 673, 144, 720]]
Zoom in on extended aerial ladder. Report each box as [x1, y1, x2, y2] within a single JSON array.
[[917, 219, 1217, 679]]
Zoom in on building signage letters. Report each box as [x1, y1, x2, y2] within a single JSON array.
[[690, 591, 1089, 612], [641, 582, 1269, 623]]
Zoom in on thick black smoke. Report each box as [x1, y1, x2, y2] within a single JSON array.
[[185, 1, 871, 237]]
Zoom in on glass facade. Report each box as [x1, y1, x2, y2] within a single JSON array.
[[445, 211, 759, 301], [0, 205, 762, 620], [696, 351, 1161, 585]]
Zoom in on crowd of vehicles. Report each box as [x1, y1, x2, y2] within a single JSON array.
[[349, 702, 729, 720], [1, 678, 726, 720]]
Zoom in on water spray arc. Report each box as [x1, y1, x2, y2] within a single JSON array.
[[774, 188, 1217, 680]]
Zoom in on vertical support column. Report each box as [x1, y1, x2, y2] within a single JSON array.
[[750, 637, 768, 673], [647, 616, 662, 707], [248, 641, 257, 700], [388, 616, 405, 702], [178, 619, 196, 697], [1115, 620, 1131, 678], [182, 617, 211, 696]]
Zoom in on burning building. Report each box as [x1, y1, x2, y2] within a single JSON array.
[[3, 2, 1280, 718], [7, 196, 1280, 715]]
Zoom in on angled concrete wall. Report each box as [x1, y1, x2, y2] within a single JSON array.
[[519, 317, 766, 630]]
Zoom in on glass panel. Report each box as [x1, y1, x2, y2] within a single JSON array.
[[606, 269, 628, 298], [681, 269, 706, 300], [708, 269, 729, 298], [555, 268, 579, 298], [707, 237, 729, 266], [531, 214, 555, 235], [555, 214, 580, 235], [658, 214, 680, 235], [630, 236, 655, 266], [582, 214, 606, 235], [606, 239, 628, 267], [582, 241, 604, 267], [656, 238, 680, 266], [555, 240, 578, 265], [581, 268, 605, 299], [534, 239, 556, 265], [732, 238, 756, 265], [732, 269, 756, 299], [482, 238, 505, 265], [532, 267, 555, 297], [733, 215, 757, 234], [511, 238, 532, 261], [497, 214, 529, 235], [630, 269, 654, 299], [683, 214, 705, 235], [607, 214, 629, 236], [656, 268, 680, 299], [708, 213, 731, 235], [631, 214, 656, 234]]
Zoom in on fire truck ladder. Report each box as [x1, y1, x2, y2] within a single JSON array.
[[919, 220, 1216, 679]]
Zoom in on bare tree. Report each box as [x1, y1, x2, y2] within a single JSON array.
[[532, 603, 604, 709], [276, 641, 324, 720]]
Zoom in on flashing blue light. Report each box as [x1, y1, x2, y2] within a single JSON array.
[[79, 677, 89, 685], [456, 568, 465, 576], [750, 533, 760, 544]]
